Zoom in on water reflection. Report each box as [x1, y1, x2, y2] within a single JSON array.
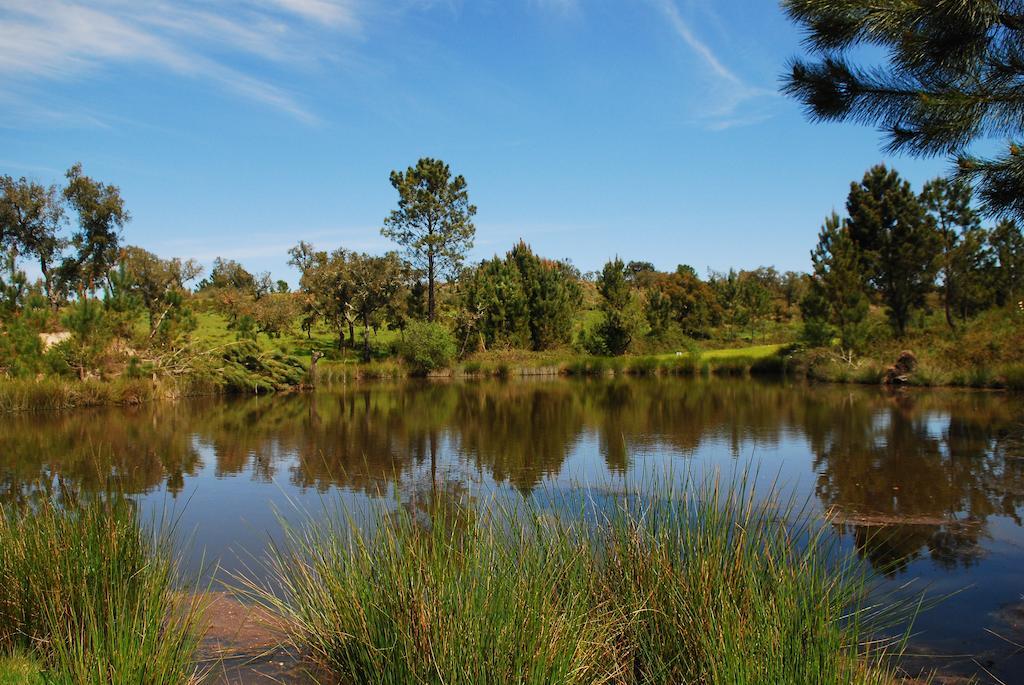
[[1, 379, 1022, 575]]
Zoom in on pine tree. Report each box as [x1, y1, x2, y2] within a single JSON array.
[[382, 158, 476, 322], [595, 258, 641, 356], [782, 0, 1024, 219], [460, 242, 581, 351], [803, 212, 871, 352], [846, 166, 939, 336]]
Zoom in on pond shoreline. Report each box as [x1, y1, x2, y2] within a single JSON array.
[[2, 351, 1021, 413]]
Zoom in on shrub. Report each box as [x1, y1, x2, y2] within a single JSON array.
[[398, 321, 456, 375]]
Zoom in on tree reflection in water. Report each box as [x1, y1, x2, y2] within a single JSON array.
[[1, 378, 1022, 574]]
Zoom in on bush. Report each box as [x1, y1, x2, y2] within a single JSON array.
[[399, 321, 456, 375]]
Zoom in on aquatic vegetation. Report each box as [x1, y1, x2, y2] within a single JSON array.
[[0, 498, 206, 684], [241, 475, 914, 685]]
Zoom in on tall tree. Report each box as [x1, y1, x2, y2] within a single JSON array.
[[382, 158, 476, 322], [782, 0, 1024, 219], [921, 178, 994, 325], [803, 212, 871, 352], [846, 165, 939, 336], [62, 163, 129, 293], [0, 175, 67, 308]]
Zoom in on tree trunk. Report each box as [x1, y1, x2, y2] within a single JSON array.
[[944, 287, 956, 330], [427, 252, 436, 322], [943, 256, 957, 331], [361, 314, 371, 363], [40, 260, 58, 311]]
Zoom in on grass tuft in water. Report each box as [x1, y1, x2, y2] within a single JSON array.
[[0, 497, 207, 684], [240, 474, 914, 685]]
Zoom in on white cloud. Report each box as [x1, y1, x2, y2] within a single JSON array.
[[0, 0, 363, 123], [650, 0, 773, 129], [262, 0, 360, 28]]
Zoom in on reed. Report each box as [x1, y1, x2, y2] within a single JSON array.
[[0, 497, 207, 684], [239, 474, 913, 685]]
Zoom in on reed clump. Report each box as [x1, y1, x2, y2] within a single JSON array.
[[0, 497, 206, 684], [241, 476, 911, 685]]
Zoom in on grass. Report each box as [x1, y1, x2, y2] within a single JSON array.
[[0, 497, 207, 684], [239, 473, 914, 685], [0, 377, 161, 412], [697, 343, 788, 361], [0, 654, 43, 685]]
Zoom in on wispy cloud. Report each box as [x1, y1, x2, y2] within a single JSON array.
[[650, 0, 774, 129], [0, 0, 364, 124], [528, 0, 579, 15]]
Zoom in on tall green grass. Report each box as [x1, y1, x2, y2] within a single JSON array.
[[240, 475, 913, 685], [0, 497, 207, 684]]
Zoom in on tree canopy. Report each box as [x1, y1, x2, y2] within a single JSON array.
[[782, 0, 1024, 219], [382, 158, 476, 322]]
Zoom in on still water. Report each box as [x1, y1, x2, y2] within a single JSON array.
[[1, 377, 1022, 682]]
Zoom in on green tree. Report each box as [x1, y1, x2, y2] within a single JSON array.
[[782, 0, 1024, 219], [624, 260, 657, 287], [461, 255, 531, 351], [62, 164, 129, 294], [121, 246, 203, 335], [780, 271, 807, 314], [921, 178, 992, 327], [509, 242, 582, 350], [593, 258, 641, 355], [668, 266, 721, 337], [60, 296, 111, 380], [382, 158, 476, 322], [737, 273, 772, 342], [846, 165, 939, 336], [348, 251, 407, 362], [460, 242, 581, 352], [288, 243, 357, 350], [803, 213, 871, 352], [0, 252, 29, 318], [988, 219, 1024, 306], [708, 270, 750, 341], [198, 257, 258, 293], [645, 286, 673, 337], [0, 175, 66, 308], [251, 293, 299, 340]]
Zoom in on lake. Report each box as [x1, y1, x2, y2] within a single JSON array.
[[1, 377, 1022, 683]]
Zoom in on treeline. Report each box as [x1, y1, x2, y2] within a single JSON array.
[[802, 165, 1023, 352], [0, 166, 303, 387], [3, 158, 1023, 387]]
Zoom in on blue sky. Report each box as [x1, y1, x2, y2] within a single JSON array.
[[1, 0, 953, 282]]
